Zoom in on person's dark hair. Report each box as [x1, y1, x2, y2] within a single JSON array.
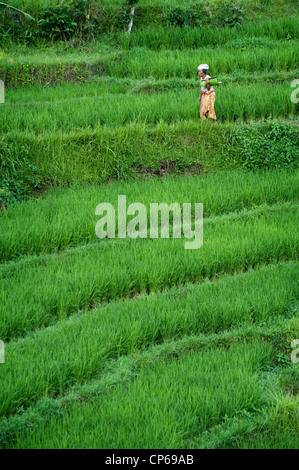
[[202, 69, 208, 75]]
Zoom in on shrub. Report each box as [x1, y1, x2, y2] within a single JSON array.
[[213, 2, 246, 28], [230, 122, 299, 170], [38, 4, 78, 42], [165, 2, 245, 28], [0, 141, 41, 206], [165, 6, 187, 27]]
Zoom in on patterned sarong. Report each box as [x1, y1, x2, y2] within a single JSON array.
[[200, 91, 216, 121]]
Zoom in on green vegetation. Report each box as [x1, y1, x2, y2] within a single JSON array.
[[1, 121, 298, 206], [3, 336, 299, 449], [0, 0, 298, 450], [0, 261, 297, 420], [7, 343, 278, 448], [2, 37, 298, 87], [1, 1, 297, 45], [191, 385, 299, 448], [1, 84, 297, 132], [1, 202, 298, 339], [1, 169, 298, 260], [119, 18, 299, 49], [0, 14, 297, 203]]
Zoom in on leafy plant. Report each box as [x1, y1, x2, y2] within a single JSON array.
[[213, 2, 245, 27], [165, 2, 245, 28], [0, 2, 35, 21], [69, 0, 95, 39], [166, 6, 187, 27], [0, 1, 37, 44], [236, 122, 299, 170], [189, 4, 211, 27], [0, 141, 41, 206], [38, 4, 78, 42]]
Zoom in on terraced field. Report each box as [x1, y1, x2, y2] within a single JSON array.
[[0, 170, 298, 448], [0, 1, 298, 449]]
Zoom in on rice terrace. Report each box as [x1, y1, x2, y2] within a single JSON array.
[[0, 0, 298, 452]]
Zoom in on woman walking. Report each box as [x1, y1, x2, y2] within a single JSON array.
[[197, 64, 216, 122]]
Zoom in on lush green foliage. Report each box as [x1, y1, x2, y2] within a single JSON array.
[[0, 169, 297, 260], [9, 342, 276, 448], [165, 2, 245, 28], [229, 122, 299, 170], [0, 261, 297, 420], [0, 0, 298, 449], [1, 0, 297, 44], [2, 39, 298, 87], [119, 17, 299, 49], [1, 318, 298, 447], [1, 202, 298, 339], [1, 85, 297, 133], [0, 140, 40, 205], [1, 121, 297, 196]]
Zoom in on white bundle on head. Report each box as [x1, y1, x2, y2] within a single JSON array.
[[197, 64, 209, 71]]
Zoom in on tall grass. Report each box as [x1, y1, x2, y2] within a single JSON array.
[[9, 342, 274, 449], [0, 0, 298, 450], [0, 261, 297, 418], [2, 121, 298, 189], [105, 44, 298, 78], [119, 18, 299, 49], [3, 69, 299, 105], [226, 395, 299, 449], [1, 41, 297, 87], [0, 170, 298, 261], [1, 319, 297, 448], [0, 205, 298, 339], [0, 84, 296, 134], [190, 384, 299, 449]]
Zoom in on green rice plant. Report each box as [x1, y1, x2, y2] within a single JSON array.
[[0, 169, 298, 261], [118, 17, 299, 49], [4, 79, 133, 104], [105, 44, 298, 79], [0, 204, 298, 339], [228, 394, 299, 449], [0, 140, 41, 205], [8, 342, 275, 448], [1, 318, 297, 448], [0, 261, 297, 418], [1, 41, 297, 87], [2, 120, 297, 191], [0, 46, 120, 87], [188, 376, 299, 449], [3, 69, 299, 105], [0, 83, 296, 133], [0, 0, 298, 450]]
